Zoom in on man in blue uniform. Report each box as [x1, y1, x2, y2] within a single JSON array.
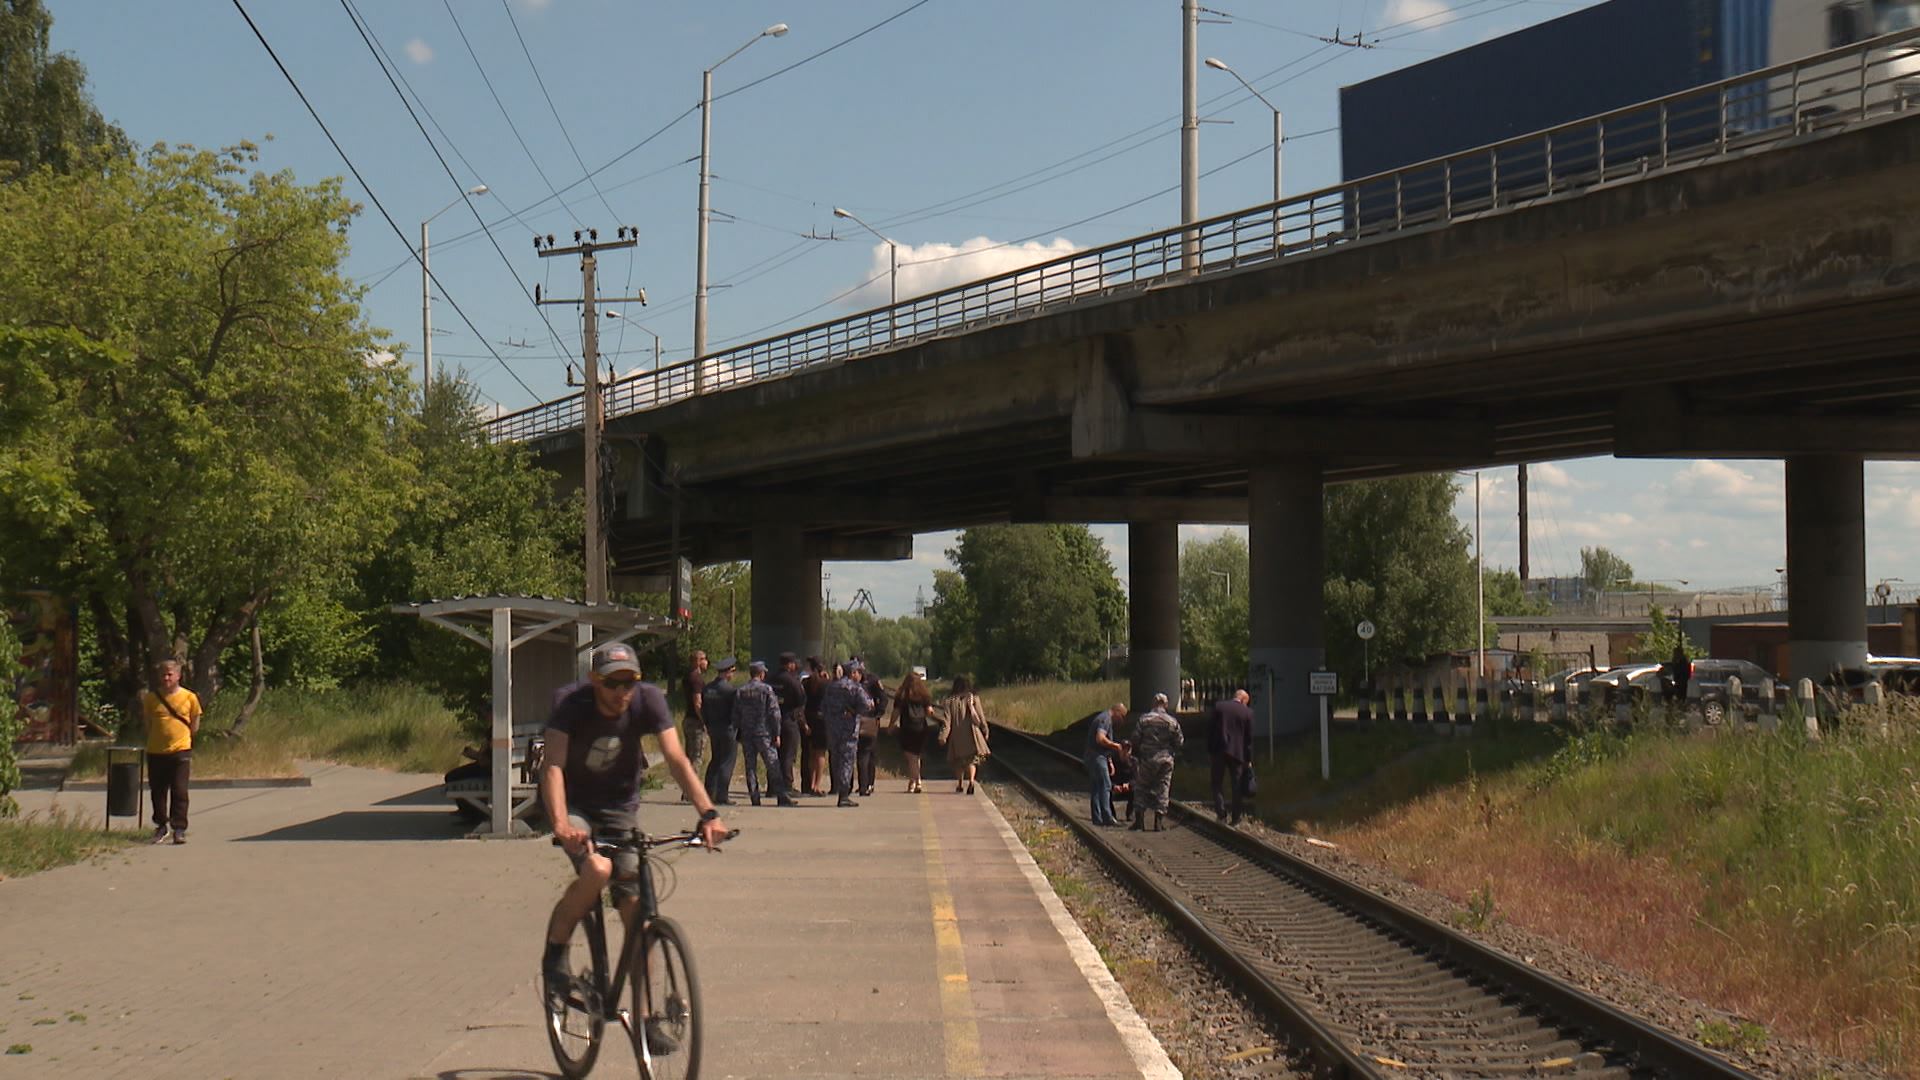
[[735, 660, 795, 807], [817, 660, 872, 807]]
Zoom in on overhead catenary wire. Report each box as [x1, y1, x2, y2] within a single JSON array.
[[441, 0, 584, 229], [227, 0, 536, 400]]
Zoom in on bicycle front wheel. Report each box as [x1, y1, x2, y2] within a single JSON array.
[[545, 914, 608, 1079], [631, 916, 703, 1080]]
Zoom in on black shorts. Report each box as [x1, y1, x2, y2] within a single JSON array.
[[563, 806, 642, 903]]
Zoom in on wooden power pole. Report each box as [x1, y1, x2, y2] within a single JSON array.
[[536, 227, 647, 604]]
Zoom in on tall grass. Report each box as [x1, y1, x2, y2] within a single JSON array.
[[0, 807, 141, 879], [1329, 700, 1920, 1073], [71, 683, 468, 779], [980, 679, 1126, 735]]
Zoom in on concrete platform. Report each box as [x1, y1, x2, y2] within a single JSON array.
[[1, 763, 1176, 1078]]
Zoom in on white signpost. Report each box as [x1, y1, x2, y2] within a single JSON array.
[[1356, 620, 1376, 686], [1309, 669, 1338, 780]]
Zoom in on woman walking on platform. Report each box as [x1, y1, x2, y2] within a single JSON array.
[[891, 670, 936, 793], [944, 676, 991, 794]]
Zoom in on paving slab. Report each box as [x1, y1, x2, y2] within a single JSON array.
[[1, 763, 1176, 1078]]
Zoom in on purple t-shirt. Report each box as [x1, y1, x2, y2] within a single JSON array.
[[546, 680, 673, 812]]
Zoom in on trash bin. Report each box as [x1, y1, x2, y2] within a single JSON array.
[[106, 746, 144, 820]]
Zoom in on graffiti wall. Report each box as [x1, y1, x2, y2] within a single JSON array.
[[9, 592, 77, 744]]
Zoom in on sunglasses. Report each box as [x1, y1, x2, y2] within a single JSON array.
[[599, 675, 640, 691]]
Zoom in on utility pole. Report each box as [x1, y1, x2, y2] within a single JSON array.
[[1181, 0, 1200, 272], [536, 227, 647, 604], [1517, 463, 1530, 582]]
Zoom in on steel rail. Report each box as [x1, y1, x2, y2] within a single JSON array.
[[487, 27, 1920, 446], [989, 721, 1761, 1080]]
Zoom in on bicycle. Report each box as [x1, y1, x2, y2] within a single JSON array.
[[543, 826, 738, 1079]]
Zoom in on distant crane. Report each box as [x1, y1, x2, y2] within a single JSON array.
[[848, 588, 878, 615]]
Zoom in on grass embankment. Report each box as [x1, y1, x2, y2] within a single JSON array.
[[981, 679, 1126, 736], [70, 682, 469, 780], [986, 679, 1920, 1074], [0, 808, 140, 881]]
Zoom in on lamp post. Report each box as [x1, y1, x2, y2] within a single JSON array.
[[604, 310, 662, 372], [421, 184, 489, 398], [693, 22, 788, 390], [832, 206, 899, 342], [1877, 577, 1904, 624], [1203, 57, 1283, 205]]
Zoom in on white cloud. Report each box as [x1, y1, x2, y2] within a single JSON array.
[[1662, 459, 1782, 518], [1383, 0, 1452, 28], [841, 236, 1083, 309], [404, 38, 434, 64], [1532, 461, 1574, 488]]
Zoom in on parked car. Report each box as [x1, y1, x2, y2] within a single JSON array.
[[1833, 655, 1920, 701], [1586, 663, 1665, 704], [1688, 658, 1776, 722]]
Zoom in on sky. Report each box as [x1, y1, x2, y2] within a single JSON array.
[[48, 0, 1920, 617]]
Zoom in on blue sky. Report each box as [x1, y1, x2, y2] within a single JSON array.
[[50, 1, 1920, 616]]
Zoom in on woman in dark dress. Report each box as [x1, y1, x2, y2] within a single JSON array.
[[890, 670, 936, 793]]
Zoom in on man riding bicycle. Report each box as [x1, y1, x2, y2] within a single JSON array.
[[541, 643, 730, 1001]]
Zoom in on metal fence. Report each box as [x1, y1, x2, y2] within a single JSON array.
[[487, 28, 1920, 445]]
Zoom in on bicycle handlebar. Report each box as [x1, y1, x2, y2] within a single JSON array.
[[550, 827, 742, 854]]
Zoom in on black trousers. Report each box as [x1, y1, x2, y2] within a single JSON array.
[[704, 724, 737, 804], [1210, 752, 1248, 821], [149, 751, 191, 831], [778, 716, 802, 792], [856, 733, 877, 793]]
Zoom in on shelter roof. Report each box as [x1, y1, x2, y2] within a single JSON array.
[[390, 595, 678, 646]]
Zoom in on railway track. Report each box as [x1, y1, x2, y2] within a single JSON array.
[[987, 723, 1758, 1080]]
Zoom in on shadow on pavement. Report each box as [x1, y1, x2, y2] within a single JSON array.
[[236, 809, 471, 842], [434, 1070, 562, 1080], [373, 783, 454, 807]]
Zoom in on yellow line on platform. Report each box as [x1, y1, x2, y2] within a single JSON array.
[[920, 795, 984, 1076]]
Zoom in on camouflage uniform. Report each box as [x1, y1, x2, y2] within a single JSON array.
[[1130, 708, 1185, 815], [734, 677, 786, 803], [818, 674, 872, 799]]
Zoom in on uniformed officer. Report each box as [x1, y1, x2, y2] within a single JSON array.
[[1128, 692, 1185, 832], [734, 661, 794, 807], [701, 657, 739, 805], [817, 660, 872, 807], [772, 653, 807, 795]]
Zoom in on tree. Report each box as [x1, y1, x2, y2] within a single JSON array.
[[824, 609, 930, 678], [935, 525, 1124, 684], [1179, 532, 1249, 680], [927, 569, 976, 678], [0, 143, 415, 716], [1323, 475, 1478, 685], [1483, 567, 1548, 617], [1632, 606, 1703, 663], [1580, 546, 1635, 594], [0, 0, 128, 179]]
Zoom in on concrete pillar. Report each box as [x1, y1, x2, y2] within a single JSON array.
[[1786, 454, 1868, 681], [1249, 463, 1324, 737], [750, 525, 823, 666], [1128, 522, 1181, 716]]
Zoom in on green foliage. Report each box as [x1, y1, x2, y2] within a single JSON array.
[[1323, 475, 1477, 684], [0, 602, 18, 817], [1580, 546, 1635, 593], [1483, 567, 1549, 616], [1696, 1020, 1769, 1053], [0, 141, 414, 704], [1632, 606, 1703, 664], [0, 0, 128, 180], [933, 525, 1125, 684], [927, 568, 976, 678], [1178, 532, 1249, 680], [823, 609, 930, 678], [0, 807, 140, 878]]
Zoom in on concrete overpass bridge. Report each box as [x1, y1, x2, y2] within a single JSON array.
[[493, 34, 1920, 731]]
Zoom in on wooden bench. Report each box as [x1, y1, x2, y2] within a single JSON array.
[[445, 719, 547, 835]]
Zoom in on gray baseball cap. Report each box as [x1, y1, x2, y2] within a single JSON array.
[[592, 643, 641, 678]]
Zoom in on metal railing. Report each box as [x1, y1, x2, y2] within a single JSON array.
[[488, 28, 1920, 444]]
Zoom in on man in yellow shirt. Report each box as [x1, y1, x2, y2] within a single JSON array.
[[141, 659, 202, 844]]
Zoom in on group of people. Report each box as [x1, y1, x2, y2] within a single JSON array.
[[1080, 687, 1258, 831], [678, 649, 994, 810]]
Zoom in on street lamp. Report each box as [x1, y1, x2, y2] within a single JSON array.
[[1877, 577, 1905, 624], [604, 310, 662, 372], [832, 206, 899, 341], [421, 184, 489, 397], [693, 22, 788, 389], [1204, 58, 1283, 206]]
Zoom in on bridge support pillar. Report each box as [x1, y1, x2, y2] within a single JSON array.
[[751, 525, 823, 666], [1249, 463, 1324, 738], [1128, 522, 1181, 717], [1786, 454, 1867, 681]]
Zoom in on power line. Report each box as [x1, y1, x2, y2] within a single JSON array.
[[440, 0, 584, 228], [710, 0, 939, 106], [498, 0, 623, 225], [227, 0, 533, 399], [339, 0, 569, 399]]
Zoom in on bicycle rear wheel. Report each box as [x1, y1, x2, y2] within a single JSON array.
[[545, 914, 608, 1078], [632, 916, 702, 1080]]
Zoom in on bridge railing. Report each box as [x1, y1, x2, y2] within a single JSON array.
[[488, 27, 1920, 444]]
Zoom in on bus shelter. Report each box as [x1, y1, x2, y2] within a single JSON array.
[[392, 596, 678, 837]]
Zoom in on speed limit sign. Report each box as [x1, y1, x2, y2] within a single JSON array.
[[1356, 620, 1376, 640]]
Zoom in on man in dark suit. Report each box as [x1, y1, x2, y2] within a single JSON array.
[[1207, 689, 1255, 825]]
